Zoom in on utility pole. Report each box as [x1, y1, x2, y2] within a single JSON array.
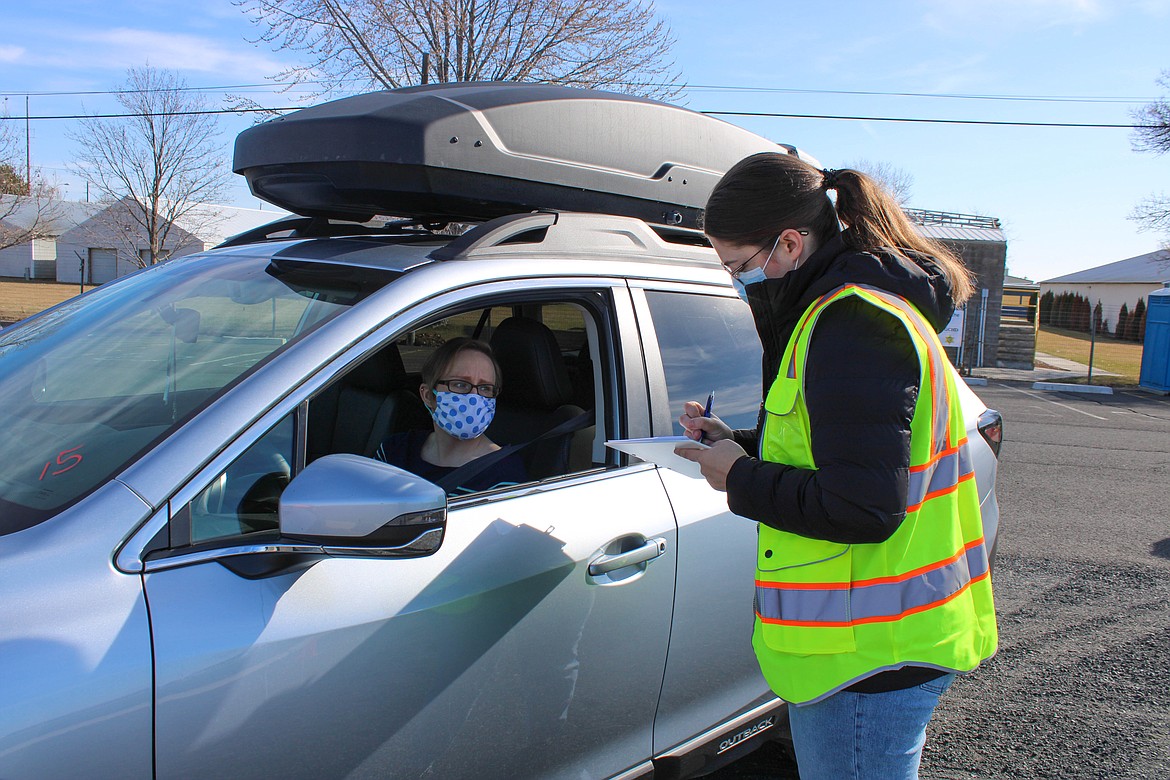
[[421, 52, 430, 85], [25, 96, 31, 196]]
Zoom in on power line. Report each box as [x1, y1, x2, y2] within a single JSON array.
[[1, 81, 1159, 105], [0, 84, 289, 97], [1, 107, 297, 121], [701, 110, 1164, 129], [3, 105, 1164, 130], [683, 85, 1156, 104]]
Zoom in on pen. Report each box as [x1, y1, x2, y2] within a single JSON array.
[[700, 391, 714, 443]]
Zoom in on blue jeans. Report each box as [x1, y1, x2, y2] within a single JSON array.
[[787, 674, 954, 780]]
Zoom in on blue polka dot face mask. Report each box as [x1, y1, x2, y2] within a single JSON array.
[[430, 390, 497, 440]]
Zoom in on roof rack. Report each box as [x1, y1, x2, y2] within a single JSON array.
[[428, 211, 714, 264], [216, 214, 456, 248]]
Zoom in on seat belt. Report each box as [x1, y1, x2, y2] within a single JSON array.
[[434, 411, 593, 494]]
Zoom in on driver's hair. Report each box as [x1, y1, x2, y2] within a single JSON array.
[[419, 337, 502, 391]]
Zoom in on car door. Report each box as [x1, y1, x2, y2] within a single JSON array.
[[629, 283, 777, 753], [141, 278, 677, 780]]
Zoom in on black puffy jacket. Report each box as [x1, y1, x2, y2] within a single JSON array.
[[726, 231, 956, 545]]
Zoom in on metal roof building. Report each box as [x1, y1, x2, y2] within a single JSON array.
[[907, 208, 1010, 368], [1042, 249, 1170, 285], [908, 209, 1007, 245], [1040, 249, 1170, 337]]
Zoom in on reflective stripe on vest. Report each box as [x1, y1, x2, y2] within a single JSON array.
[[907, 437, 976, 513], [755, 538, 990, 626]]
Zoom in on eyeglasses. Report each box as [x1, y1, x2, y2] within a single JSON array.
[[435, 379, 500, 398], [725, 230, 809, 278]]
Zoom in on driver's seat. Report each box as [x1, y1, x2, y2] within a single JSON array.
[[488, 317, 593, 479]]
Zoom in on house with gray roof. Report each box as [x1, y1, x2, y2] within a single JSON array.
[[1041, 249, 1170, 336], [3, 196, 286, 285], [53, 198, 287, 285], [0, 197, 103, 280]]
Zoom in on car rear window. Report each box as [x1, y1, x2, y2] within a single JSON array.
[[645, 291, 763, 434]]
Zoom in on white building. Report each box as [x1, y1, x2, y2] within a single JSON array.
[[0, 197, 102, 280], [55, 198, 286, 285], [1041, 249, 1170, 335], [2, 196, 285, 284]]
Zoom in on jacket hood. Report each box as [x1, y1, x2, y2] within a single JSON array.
[[744, 231, 957, 381]]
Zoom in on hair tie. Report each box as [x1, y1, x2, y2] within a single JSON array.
[[821, 168, 840, 189]]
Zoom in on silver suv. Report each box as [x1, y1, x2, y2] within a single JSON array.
[[0, 85, 1001, 779]]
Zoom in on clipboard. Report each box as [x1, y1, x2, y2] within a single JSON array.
[[605, 436, 709, 479]]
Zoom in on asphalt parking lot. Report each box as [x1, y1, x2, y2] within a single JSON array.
[[713, 380, 1170, 779]]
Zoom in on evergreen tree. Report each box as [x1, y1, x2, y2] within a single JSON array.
[[1132, 298, 1147, 342], [1054, 293, 1068, 328], [1039, 291, 1054, 326], [1117, 303, 1129, 339], [0, 162, 28, 195], [1075, 293, 1091, 332]]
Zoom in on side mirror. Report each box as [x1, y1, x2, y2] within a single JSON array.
[[280, 454, 447, 557]]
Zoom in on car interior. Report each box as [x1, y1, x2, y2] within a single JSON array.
[[306, 300, 603, 490]]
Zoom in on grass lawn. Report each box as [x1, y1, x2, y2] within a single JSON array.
[[0, 279, 94, 324], [1037, 325, 1145, 385]]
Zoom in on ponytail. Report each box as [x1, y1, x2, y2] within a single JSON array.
[[828, 167, 974, 305], [705, 153, 975, 306]]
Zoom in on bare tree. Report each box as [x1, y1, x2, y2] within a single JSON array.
[[845, 159, 915, 206], [1, 113, 63, 251], [70, 67, 231, 267], [234, 0, 680, 102], [1130, 193, 1170, 236], [1130, 70, 1170, 241]]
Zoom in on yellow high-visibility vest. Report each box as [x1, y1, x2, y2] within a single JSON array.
[[752, 284, 997, 705]]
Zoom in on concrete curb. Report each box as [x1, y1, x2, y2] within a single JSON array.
[[1032, 382, 1114, 395]]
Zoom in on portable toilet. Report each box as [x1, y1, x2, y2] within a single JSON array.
[[1139, 285, 1170, 392]]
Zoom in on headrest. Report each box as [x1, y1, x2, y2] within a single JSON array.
[[344, 345, 406, 394], [490, 317, 575, 410]]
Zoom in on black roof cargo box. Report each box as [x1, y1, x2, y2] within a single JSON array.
[[233, 82, 810, 228]]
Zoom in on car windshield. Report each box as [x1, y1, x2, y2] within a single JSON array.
[[0, 252, 398, 535]]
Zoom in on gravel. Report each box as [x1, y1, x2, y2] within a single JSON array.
[[923, 553, 1170, 779]]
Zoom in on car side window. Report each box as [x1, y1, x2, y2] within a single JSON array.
[[306, 296, 607, 498], [645, 292, 763, 434], [185, 414, 294, 544]]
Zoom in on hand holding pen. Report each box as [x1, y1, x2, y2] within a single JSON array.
[[678, 391, 733, 444], [675, 391, 747, 492]]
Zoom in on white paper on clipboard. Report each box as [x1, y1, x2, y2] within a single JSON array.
[[605, 436, 710, 479]]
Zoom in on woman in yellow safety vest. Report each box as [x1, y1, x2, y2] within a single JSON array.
[[677, 152, 997, 780]]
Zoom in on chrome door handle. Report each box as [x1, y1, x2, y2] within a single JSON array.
[[588, 537, 668, 576]]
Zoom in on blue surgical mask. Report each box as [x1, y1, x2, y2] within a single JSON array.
[[732, 266, 768, 303], [730, 234, 781, 303], [430, 390, 496, 440]]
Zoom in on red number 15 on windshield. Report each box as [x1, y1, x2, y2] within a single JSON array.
[[40, 445, 84, 481]]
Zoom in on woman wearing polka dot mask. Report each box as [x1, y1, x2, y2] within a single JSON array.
[[375, 337, 527, 494]]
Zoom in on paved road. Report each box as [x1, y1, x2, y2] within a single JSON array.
[[713, 381, 1170, 779]]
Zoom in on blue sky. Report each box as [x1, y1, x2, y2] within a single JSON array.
[[3, 0, 1170, 282]]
